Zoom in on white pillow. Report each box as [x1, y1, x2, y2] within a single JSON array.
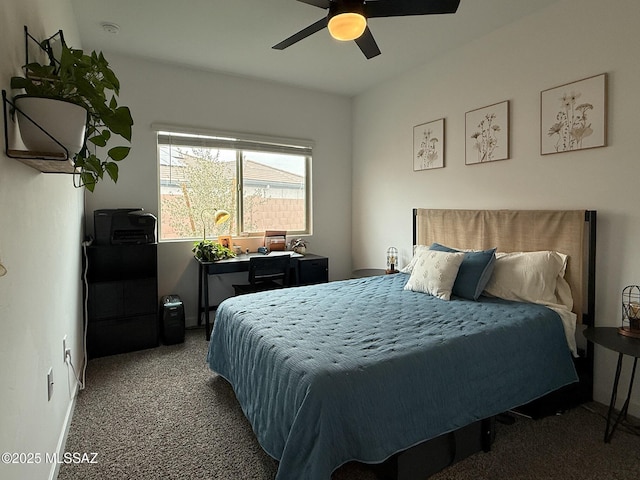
[[483, 251, 567, 305], [403, 250, 465, 300], [400, 244, 429, 273]]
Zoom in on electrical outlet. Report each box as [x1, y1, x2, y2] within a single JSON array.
[[62, 335, 67, 362], [47, 368, 53, 401]]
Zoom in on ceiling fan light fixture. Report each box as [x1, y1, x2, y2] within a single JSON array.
[[328, 12, 367, 41]]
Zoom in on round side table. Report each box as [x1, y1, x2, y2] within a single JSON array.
[[583, 326, 640, 442]]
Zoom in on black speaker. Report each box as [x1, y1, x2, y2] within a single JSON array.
[[160, 295, 185, 345]]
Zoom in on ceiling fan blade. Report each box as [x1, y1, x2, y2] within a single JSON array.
[[272, 17, 329, 50], [365, 0, 460, 18], [354, 26, 381, 59], [297, 0, 331, 8]]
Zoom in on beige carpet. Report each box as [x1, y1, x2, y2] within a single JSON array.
[[59, 329, 640, 480]]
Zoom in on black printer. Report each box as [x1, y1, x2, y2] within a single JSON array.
[[94, 208, 157, 245]]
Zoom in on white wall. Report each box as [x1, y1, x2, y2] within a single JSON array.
[[352, 0, 640, 416], [0, 1, 84, 480], [84, 54, 353, 325]]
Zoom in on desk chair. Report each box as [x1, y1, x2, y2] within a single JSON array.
[[232, 255, 291, 296]]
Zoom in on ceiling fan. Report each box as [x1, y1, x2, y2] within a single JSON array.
[[272, 0, 461, 59]]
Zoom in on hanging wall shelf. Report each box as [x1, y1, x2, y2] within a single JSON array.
[[5, 25, 134, 191], [2, 90, 76, 173], [2, 27, 78, 174]]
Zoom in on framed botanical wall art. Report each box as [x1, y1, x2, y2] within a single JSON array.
[[465, 101, 510, 165], [541, 73, 607, 155], [413, 118, 445, 171]]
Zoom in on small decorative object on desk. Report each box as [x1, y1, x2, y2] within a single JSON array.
[[620, 285, 640, 338], [217, 235, 232, 249], [192, 240, 236, 262], [290, 238, 308, 255], [386, 247, 399, 274], [264, 230, 287, 251]]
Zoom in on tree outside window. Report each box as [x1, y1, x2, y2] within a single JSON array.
[[158, 132, 310, 241]]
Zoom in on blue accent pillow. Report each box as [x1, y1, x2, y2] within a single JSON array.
[[429, 243, 496, 300]]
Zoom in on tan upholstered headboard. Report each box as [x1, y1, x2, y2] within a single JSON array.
[[413, 209, 595, 323]]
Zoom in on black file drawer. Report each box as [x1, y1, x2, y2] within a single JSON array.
[[87, 314, 158, 358], [86, 244, 158, 358], [296, 255, 328, 286]]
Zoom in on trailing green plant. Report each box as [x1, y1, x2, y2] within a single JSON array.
[[192, 240, 236, 262], [10, 43, 133, 192]]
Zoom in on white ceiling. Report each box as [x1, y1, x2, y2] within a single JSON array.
[[69, 0, 562, 97]]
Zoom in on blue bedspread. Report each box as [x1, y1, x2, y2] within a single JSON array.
[[207, 273, 577, 480]]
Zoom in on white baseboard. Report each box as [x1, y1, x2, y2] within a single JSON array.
[[48, 384, 78, 480], [185, 315, 199, 329], [593, 385, 640, 419]]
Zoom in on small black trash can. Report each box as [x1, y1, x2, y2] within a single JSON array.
[[160, 295, 185, 345]]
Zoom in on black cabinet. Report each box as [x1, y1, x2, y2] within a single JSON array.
[[295, 254, 328, 286], [86, 244, 158, 358]]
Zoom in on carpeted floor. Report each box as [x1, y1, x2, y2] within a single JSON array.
[[58, 329, 640, 480]]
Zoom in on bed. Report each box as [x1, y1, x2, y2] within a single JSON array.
[[207, 209, 597, 480]]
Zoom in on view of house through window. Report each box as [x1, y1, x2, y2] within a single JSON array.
[[157, 130, 311, 241]]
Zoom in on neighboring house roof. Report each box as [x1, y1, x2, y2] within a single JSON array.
[[243, 159, 303, 184], [159, 148, 303, 187]]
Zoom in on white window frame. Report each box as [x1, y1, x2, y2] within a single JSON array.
[[154, 124, 313, 241]]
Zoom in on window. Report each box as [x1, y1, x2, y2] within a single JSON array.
[[157, 128, 311, 241]]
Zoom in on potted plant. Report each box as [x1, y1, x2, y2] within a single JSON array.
[[10, 42, 133, 191], [289, 238, 309, 255], [192, 240, 236, 263]]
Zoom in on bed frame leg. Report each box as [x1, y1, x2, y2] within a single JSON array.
[[481, 417, 494, 452]]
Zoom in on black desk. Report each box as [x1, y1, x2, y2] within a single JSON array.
[[197, 253, 328, 340], [583, 327, 640, 442]]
